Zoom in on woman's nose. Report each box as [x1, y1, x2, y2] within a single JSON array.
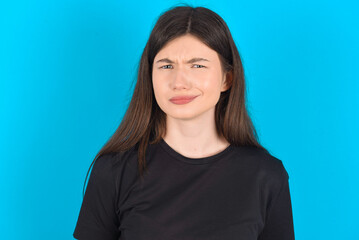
[[171, 68, 190, 90]]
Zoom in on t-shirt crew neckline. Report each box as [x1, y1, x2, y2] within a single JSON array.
[[159, 138, 234, 165]]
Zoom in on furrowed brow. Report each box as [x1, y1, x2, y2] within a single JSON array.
[[155, 57, 210, 64]]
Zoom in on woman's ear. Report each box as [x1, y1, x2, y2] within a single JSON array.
[[221, 70, 233, 92]]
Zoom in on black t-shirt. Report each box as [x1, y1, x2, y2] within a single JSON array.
[[73, 138, 295, 240]]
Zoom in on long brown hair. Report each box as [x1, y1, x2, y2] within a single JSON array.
[[81, 4, 269, 198]]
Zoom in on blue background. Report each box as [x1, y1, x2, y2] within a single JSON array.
[[1, 0, 358, 239]]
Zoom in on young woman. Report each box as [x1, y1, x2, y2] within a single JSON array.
[[73, 5, 295, 240]]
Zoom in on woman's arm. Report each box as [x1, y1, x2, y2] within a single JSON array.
[[73, 154, 121, 240], [258, 176, 295, 240]]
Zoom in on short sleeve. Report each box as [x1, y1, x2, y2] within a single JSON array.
[[258, 163, 295, 240], [73, 153, 120, 240]]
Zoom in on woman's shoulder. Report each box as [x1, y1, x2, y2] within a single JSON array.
[[231, 144, 289, 181], [91, 147, 139, 178]]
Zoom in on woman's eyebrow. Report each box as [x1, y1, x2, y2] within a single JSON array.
[[155, 57, 210, 64]]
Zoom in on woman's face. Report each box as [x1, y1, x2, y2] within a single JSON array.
[[152, 34, 230, 121]]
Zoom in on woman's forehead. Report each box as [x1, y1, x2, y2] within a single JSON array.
[[155, 35, 219, 63]]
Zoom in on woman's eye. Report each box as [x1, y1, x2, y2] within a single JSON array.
[[159, 64, 205, 69], [193, 64, 205, 68], [160, 65, 173, 69]]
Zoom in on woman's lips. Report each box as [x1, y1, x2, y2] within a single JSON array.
[[169, 95, 199, 105]]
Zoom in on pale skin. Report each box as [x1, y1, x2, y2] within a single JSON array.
[[152, 33, 233, 158]]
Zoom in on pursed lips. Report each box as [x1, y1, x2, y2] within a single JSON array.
[[169, 95, 199, 101]]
